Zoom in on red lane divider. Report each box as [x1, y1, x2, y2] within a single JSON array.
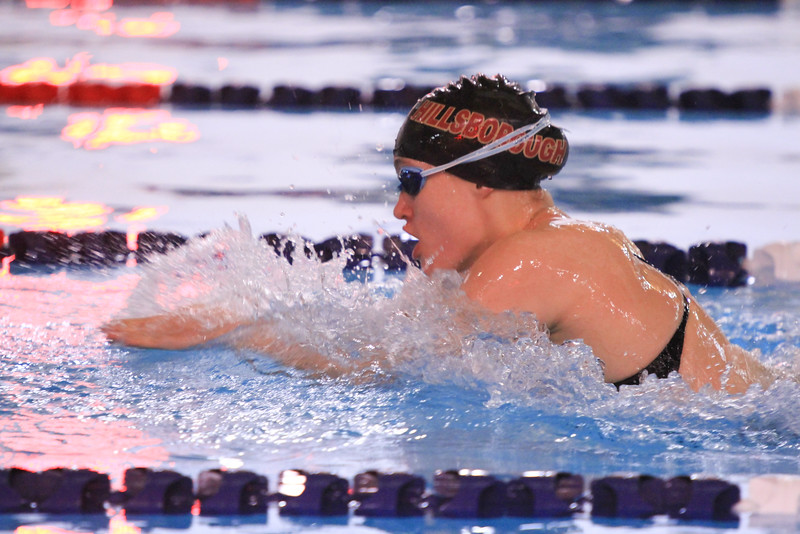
[[65, 82, 161, 106], [0, 83, 59, 105]]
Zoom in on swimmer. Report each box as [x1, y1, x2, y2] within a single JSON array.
[[103, 74, 775, 394]]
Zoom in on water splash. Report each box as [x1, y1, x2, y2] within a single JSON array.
[[118, 217, 612, 404], [105, 218, 800, 478], [118, 218, 800, 405]]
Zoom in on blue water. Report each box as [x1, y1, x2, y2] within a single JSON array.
[[2, 1, 800, 533], [1, 232, 799, 533]]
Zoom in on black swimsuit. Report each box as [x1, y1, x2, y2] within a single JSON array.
[[613, 293, 690, 388]]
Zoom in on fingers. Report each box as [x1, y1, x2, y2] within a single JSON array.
[[100, 317, 145, 346], [100, 316, 174, 348]]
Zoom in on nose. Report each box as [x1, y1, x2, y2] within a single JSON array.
[[393, 191, 413, 221]]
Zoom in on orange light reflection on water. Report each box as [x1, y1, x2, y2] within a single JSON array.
[[116, 206, 168, 251], [0, 197, 168, 245], [118, 12, 179, 38], [109, 513, 143, 534], [116, 206, 168, 224], [25, 0, 70, 8], [27, 0, 179, 39], [0, 197, 112, 234], [16, 527, 84, 534], [1, 255, 15, 276], [51, 10, 180, 38], [0, 272, 170, 482], [70, 0, 114, 10], [62, 108, 200, 150], [6, 104, 44, 120], [26, 0, 111, 9], [16, 527, 90, 534], [84, 61, 177, 85], [1, 57, 80, 86], [14, 510, 142, 534], [1, 53, 177, 86]]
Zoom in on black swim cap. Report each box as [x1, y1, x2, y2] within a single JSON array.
[[394, 74, 568, 190]]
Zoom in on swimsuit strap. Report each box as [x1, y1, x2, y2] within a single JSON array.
[[614, 293, 690, 388]]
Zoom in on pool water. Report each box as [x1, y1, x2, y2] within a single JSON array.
[[2, 227, 799, 533], [2, 1, 800, 533]]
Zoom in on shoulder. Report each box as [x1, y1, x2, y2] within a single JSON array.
[[462, 216, 639, 321], [471, 216, 627, 278], [460, 224, 576, 322]]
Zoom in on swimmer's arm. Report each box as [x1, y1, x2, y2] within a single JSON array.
[[231, 326, 372, 377], [103, 310, 374, 376], [101, 307, 243, 350]]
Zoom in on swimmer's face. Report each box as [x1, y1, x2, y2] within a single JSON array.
[[393, 157, 487, 275]]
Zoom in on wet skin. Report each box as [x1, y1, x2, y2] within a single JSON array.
[[392, 157, 773, 393]]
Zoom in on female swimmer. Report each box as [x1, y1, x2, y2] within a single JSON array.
[[104, 74, 775, 393]]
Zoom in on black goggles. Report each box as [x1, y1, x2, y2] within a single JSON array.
[[397, 167, 428, 196]]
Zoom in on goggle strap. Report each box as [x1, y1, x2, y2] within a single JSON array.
[[420, 112, 551, 178]]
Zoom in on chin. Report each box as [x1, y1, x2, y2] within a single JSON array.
[[417, 257, 433, 275], [414, 244, 451, 274], [416, 254, 437, 275], [420, 257, 454, 276]]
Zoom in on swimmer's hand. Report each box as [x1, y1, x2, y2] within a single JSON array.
[[102, 307, 240, 350]]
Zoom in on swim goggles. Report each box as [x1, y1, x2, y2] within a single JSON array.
[[397, 111, 551, 196]]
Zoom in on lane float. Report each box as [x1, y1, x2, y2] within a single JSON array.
[[0, 229, 750, 287], [0, 79, 783, 113], [2, 466, 792, 523]]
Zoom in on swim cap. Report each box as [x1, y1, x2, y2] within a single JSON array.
[[394, 74, 569, 189]]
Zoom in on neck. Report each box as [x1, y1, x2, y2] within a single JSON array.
[[458, 188, 555, 273], [465, 188, 549, 256], [490, 188, 554, 233], [525, 189, 557, 229]]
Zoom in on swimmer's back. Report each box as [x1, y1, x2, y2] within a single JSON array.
[[462, 210, 763, 391]]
